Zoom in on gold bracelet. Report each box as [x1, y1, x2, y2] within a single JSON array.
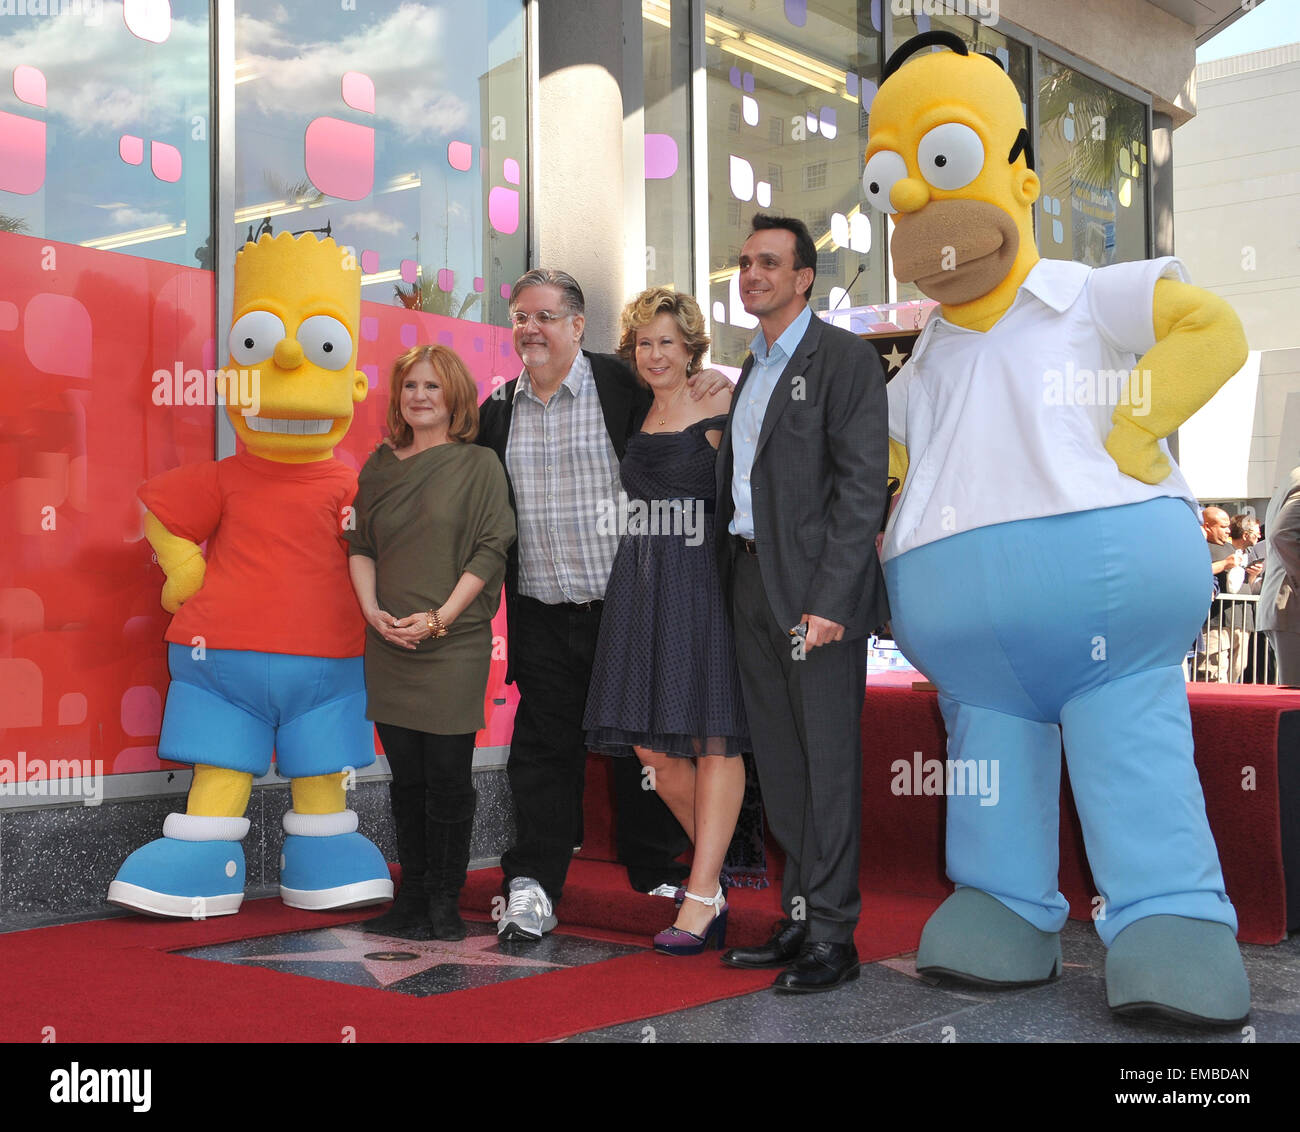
[[427, 609, 447, 638]]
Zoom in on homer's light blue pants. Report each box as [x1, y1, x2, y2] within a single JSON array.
[[884, 498, 1237, 946]]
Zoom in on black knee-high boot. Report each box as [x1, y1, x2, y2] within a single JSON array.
[[427, 789, 476, 941], [364, 777, 431, 937]]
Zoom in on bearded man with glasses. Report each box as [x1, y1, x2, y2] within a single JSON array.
[[477, 268, 729, 941]]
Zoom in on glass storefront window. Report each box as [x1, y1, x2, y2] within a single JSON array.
[[643, 0, 693, 291], [704, 0, 885, 368], [234, 0, 527, 329], [1037, 54, 1149, 266], [0, 0, 212, 268]]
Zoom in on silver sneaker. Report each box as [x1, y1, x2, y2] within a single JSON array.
[[498, 876, 557, 940]]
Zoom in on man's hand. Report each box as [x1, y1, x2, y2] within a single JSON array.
[[801, 613, 845, 650], [686, 368, 734, 399]]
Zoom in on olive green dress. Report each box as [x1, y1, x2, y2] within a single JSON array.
[[347, 442, 514, 735]]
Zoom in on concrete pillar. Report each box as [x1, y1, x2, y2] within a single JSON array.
[[1151, 111, 1174, 258], [534, 0, 643, 351]]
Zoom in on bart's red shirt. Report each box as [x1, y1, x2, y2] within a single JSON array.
[[139, 452, 365, 657]]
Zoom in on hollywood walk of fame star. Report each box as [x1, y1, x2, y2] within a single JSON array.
[[232, 927, 569, 988], [881, 343, 908, 372]]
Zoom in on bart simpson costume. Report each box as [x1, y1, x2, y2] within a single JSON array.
[[108, 232, 392, 918], [867, 32, 1250, 1024]]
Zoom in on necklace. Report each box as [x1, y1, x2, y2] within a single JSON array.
[[652, 382, 689, 426]]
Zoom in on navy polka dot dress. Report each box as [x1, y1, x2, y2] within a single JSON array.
[[584, 415, 749, 758]]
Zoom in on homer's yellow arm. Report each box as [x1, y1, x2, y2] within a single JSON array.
[[1104, 279, 1248, 485], [888, 437, 909, 492], [144, 510, 206, 613]]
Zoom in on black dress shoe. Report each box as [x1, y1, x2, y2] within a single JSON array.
[[720, 917, 808, 969], [772, 941, 860, 993]]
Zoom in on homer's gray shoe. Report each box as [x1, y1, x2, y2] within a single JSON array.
[[1106, 915, 1250, 1026], [497, 876, 557, 941], [917, 887, 1061, 986]]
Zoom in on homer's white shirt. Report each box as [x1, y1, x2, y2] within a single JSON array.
[[882, 256, 1198, 563]]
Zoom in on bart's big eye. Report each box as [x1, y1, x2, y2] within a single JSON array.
[[297, 315, 353, 371], [228, 311, 286, 365], [917, 123, 984, 191], [862, 150, 908, 214]]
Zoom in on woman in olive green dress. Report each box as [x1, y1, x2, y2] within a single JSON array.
[[347, 345, 514, 940]]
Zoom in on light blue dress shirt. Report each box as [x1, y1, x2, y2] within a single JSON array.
[[728, 304, 813, 539]]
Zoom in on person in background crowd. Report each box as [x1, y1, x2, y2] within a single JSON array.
[[349, 345, 515, 941], [1259, 467, 1300, 685], [584, 286, 747, 955], [1198, 506, 1247, 682]]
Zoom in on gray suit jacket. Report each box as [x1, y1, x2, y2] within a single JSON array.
[[715, 311, 890, 638], [1259, 466, 1300, 634]]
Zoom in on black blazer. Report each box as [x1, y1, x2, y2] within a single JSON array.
[[715, 312, 890, 639], [477, 350, 650, 682]]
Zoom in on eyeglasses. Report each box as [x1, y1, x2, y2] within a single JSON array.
[[509, 309, 572, 328]]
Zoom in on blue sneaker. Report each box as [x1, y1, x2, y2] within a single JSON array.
[[107, 814, 249, 919], [279, 809, 394, 911]]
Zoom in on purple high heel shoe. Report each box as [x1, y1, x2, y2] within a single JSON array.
[[653, 885, 728, 956]]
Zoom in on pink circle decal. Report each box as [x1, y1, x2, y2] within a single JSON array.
[[400, 259, 418, 284], [645, 134, 678, 180], [473, 276, 485, 293], [500, 284, 511, 299], [341, 71, 375, 114], [121, 684, 162, 736], [400, 323, 417, 348], [151, 140, 182, 183], [0, 300, 17, 331], [437, 269, 454, 292], [14, 65, 46, 108], [503, 157, 520, 185], [437, 331, 454, 347], [305, 117, 375, 201], [24, 293, 91, 378], [362, 364, 378, 387], [488, 186, 519, 235], [119, 135, 144, 165], [58, 692, 87, 726], [447, 140, 472, 172], [360, 316, 379, 341], [361, 249, 379, 273], [0, 659, 41, 727], [0, 110, 45, 195]]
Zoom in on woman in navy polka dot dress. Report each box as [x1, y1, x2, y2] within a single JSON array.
[[584, 287, 750, 955]]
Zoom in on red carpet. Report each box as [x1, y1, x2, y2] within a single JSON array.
[[0, 864, 934, 1043]]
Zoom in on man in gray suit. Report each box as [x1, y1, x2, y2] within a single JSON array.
[[1259, 464, 1300, 684], [715, 215, 889, 991]]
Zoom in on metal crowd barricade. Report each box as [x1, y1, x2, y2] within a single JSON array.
[[1187, 593, 1278, 685]]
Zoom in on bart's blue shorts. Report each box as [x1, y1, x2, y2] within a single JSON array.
[[158, 645, 373, 778]]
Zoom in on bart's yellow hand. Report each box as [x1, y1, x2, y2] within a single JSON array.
[[1105, 415, 1171, 485], [160, 554, 206, 613], [144, 510, 206, 613]]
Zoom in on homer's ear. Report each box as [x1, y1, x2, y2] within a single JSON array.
[[353, 371, 368, 403], [1015, 169, 1040, 206]]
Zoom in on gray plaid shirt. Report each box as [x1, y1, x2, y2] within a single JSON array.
[[505, 351, 622, 604]]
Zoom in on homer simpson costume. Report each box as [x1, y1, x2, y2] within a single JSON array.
[[108, 232, 392, 918], [867, 32, 1250, 1024]]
